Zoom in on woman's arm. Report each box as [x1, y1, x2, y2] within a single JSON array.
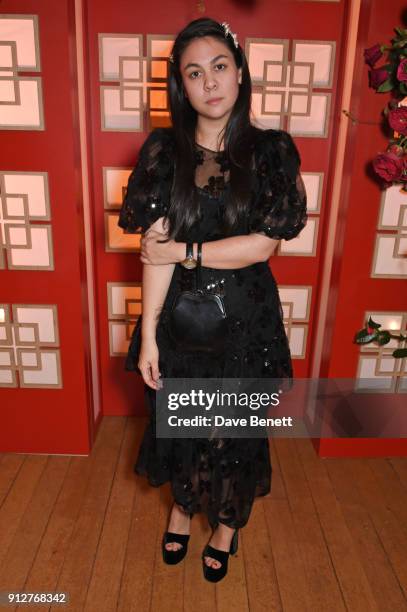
[[139, 262, 175, 389], [141, 228, 279, 269], [141, 262, 175, 341], [139, 219, 174, 389], [193, 234, 279, 268]]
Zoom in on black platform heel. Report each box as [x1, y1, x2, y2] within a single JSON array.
[[162, 511, 193, 565], [201, 528, 239, 582]]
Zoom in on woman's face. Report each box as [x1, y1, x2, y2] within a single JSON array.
[[179, 36, 242, 122]]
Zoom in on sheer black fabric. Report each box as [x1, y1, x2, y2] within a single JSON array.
[[118, 128, 174, 234], [118, 127, 307, 529], [249, 129, 308, 240]]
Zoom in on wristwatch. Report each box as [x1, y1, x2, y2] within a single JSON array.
[[197, 242, 202, 266], [180, 242, 197, 269]]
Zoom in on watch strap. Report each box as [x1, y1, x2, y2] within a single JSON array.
[[186, 242, 193, 259], [181, 242, 197, 269], [196, 243, 202, 289]]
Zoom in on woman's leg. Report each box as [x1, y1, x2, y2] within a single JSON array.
[[164, 501, 192, 551], [202, 436, 270, 569]]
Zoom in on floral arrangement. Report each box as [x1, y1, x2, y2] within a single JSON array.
[[354, 316, 407, 359], [353, 31, 407, 359], [364, 28, 407, 189]]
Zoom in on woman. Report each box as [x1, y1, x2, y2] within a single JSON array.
[[118, 17, 307, 582]]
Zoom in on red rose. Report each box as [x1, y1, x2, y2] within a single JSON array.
[[397, 58, 407, 82], [388, 107, 407, 135], [368, 67, 389, 90], [388, 144, 404, 156], [364, 43, 383, 68], [367, 326, 375, 334], [372, 151, 405, 181]]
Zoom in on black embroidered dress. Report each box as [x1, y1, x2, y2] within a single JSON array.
[[118, 126, 307, 529]]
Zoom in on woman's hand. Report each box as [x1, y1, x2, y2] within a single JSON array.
[[138, 337, 163, 390], [140, 228, 183, 265], [140, 215, 184, 265]]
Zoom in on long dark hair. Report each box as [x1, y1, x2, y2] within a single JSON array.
[[165, 17, 256, 240]]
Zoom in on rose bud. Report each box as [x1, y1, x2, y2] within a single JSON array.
[[397, 58, 407, 83], [368, 67, 389, 90], [364, 43, 383, 68], [387, 144, 405, 157], [388, 107, 407, 136]]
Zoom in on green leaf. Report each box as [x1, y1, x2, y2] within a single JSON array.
[[400, 82, 407, 94], [393, 27, 407, 37], [388, 137, 400, 144], [367, 316, 381, 329], [393, 348, 407, 358], [355, 330, 377, 344], [376, 330, 391, 345], [377, 78, 396, 93]]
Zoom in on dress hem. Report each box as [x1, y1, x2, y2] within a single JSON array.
[[134, 463, 272, 529]]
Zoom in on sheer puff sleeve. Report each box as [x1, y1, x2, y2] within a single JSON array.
[[250, 129, 308, 241], [117, 128, 174, 233]]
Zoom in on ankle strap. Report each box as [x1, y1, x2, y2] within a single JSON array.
[[164, 532, 190, 545]]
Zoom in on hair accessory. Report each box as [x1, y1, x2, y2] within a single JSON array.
[[220, 22, 239, 48], [169, 53, 174, 63]]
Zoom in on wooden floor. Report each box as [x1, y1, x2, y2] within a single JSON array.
[[0, 417, 406, 612]]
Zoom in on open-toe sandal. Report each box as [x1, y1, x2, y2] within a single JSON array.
[[162, 511, 193, 565], [201, 529, 239, 582]]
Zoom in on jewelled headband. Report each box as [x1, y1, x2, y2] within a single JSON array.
[[169, 21, 239, 64], [220, 22, 239, 49]]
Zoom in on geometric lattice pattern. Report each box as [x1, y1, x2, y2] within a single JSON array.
[[245, 38, 335, 137], [99, 34, 174, 132], [0, 14, 44, 130], [0, 171, 53, 269], [107, 282, 142, 356], [98, 33, 335, 137], [371, 184, 407, 279], [279, 285, 312, 358], [0, 304, 62, 388], [103, 167, 141, 252], [356, 311, 407, 393]]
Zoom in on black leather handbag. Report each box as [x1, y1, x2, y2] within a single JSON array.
[[168, 242, 228, 354]]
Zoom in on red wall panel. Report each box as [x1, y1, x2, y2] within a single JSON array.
[[316, 0, 407, 456], [84, 0, 347, 416], [1, 0, 405, 457], [0, 1, 97, 453]]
